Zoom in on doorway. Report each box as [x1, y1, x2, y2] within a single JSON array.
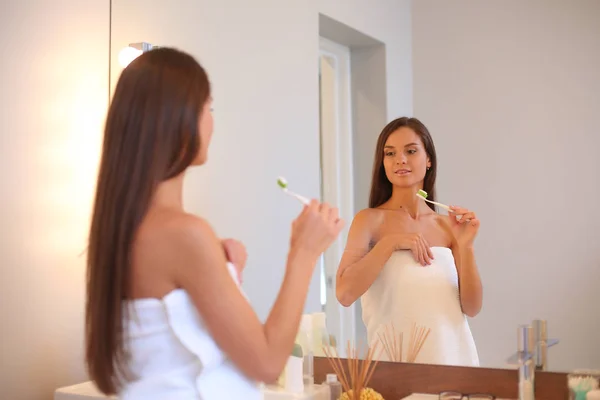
[[318, 37, 356, 355]]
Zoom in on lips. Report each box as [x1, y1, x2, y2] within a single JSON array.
[[394, 168, 411, 175]]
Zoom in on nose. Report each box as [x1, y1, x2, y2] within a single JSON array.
[[395, 153, 407, 164]]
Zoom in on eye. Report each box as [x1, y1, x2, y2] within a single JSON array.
[[407, 148, 417, 155], [385, 151, 395, 157]]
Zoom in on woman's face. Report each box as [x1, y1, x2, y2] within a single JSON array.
[[193, 98, 214, 165], [382, 127, 431, 188]]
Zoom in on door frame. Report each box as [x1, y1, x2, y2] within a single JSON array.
[[318, 37, 356, 355]]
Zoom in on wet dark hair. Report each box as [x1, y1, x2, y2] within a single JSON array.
[[85, 47, 211, 395], [368, 117, 437, 210]]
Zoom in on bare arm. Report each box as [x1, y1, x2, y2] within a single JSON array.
[[452, 245, 483, 317], [437, 215, 483, 317], [170, 201, 342, 383], [335, 210, 395, 307], [172, 218, 317, 383]]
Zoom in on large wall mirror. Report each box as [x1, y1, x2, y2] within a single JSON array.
[[109, 0, 600, 376]]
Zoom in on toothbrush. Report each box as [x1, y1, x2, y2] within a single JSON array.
[[277, 176, 310, 205], [416, 189, 454, 212]]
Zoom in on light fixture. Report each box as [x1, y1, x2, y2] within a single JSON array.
[[118, 42, 161, 68]]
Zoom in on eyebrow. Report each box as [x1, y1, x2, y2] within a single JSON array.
[[384, 142, 419, 149]]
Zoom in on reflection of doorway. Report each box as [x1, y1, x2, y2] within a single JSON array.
[[318, 37, 356, 355]]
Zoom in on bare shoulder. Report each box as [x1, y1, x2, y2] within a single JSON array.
[[162, 212, 215, 246], [131, 210, 220, 297], [434, 213, 453, 228], [352, 207, 384, 229], [136, 210, 215, 251], [433, 213, 456, 245], [344, 208, 384, 249]]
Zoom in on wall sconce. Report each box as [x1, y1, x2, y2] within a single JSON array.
[[118, 42, 160, 67]]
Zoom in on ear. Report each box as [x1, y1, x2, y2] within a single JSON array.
[[426, 156, 432, 170]]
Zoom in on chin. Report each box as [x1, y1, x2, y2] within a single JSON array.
[[191, 155, 207, 166], [387, 176, 415, 187], [393, 182, 416, 189], [394, 180, 425, 191]]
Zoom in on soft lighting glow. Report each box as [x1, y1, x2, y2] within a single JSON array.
[[118, 46, 143, 68]]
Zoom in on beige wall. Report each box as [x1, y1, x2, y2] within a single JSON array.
[[413, 0, 600, 370], [0, 0, 411, 398], [0, 1, 110, 399]]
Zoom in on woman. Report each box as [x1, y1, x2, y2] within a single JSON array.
[[85, 48, 343, 399], [335, 117, 482, 366]]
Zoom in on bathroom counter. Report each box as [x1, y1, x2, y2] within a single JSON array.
[[314, 357, 568, 400], [401, 394, 513, 400]]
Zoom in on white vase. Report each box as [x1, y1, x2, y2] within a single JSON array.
[[284, 355, 304, 394]]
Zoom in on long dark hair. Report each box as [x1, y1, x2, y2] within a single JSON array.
[[368, 117, 438, 210], [85, 48, 211, 395]]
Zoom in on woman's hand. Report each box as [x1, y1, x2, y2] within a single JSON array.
[[222, 238, 247, 283], [449, 206, 480, 248], [290, 200, 344, 262], [386, 232, 434, 266]]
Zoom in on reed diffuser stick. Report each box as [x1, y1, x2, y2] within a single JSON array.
[[322, 339, 382, 400], [377, 322, 404, 362], [407, 322, 431, 363]]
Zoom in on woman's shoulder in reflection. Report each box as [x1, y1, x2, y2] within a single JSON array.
[[352, 206, 384, 228]]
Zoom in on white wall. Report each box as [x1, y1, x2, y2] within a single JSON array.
[[110, 0, 413, 320], [0, 1, 109, 400], [413, 0, 600, 370], [0, 1, 410, 398]]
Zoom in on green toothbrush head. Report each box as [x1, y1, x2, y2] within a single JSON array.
[[417, 189, 428, 199], [277, 176, 288, 189]]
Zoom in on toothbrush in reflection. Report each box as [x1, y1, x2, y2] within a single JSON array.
[[416, 189, 453, 212], [277, 176, 310, 205]]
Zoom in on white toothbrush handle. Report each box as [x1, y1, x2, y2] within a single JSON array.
[[285, 189, 310, 206], [424, 198, 452, 212]]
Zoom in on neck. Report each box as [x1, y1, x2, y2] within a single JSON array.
[[385, 186, 430, 218], [152, 173, 185, 209]]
